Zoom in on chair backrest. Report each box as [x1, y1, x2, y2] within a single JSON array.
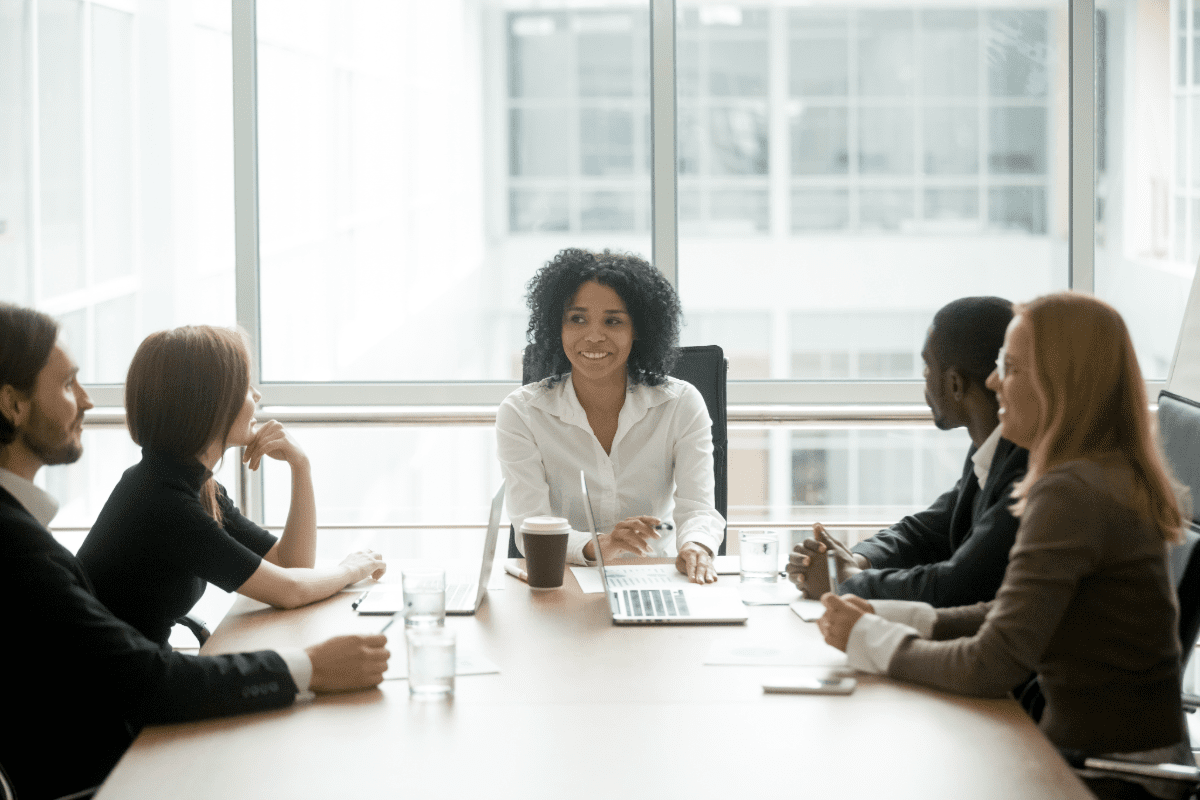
[[1157, 391, 1200, 658], [508, 345, 729, 558]]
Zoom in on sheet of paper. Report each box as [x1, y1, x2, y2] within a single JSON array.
[[714, 555, 741, 575], [790, 599, 824, 622], [570, 564, 693, 594], [382, 643, 501, 682], [738, 581, 801, 606], [704, 637, 848, 668]]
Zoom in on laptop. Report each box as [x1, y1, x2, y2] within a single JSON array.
[[355, 482, 505, 616], [580, 471, 747, 625]]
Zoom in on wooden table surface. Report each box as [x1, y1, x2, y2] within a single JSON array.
[[97, 561, 1091, 800]]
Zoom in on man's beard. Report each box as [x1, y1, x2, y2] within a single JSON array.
[[19, 404, 84, 465]]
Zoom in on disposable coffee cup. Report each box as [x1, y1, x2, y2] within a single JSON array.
[[520, 516, 571, 589]]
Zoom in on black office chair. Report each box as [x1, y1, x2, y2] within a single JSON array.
[[507, 344, 729, 559], [173, 612, 211, 647]]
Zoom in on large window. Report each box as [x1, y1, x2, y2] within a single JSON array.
[[0, 0, 1191, 536]]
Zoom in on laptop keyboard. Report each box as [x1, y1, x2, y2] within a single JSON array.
[[620, 588, 690, 617]]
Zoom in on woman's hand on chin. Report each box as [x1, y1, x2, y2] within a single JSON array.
[[675, 542, 717, 584], [243, 420, 308, 470]]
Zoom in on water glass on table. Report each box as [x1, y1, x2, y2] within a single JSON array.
[[402, 569, 446, 628], [739, 530, 780, 583], [406, 628, 456, 699]]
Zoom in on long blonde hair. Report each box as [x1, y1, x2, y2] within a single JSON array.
[[1009, 292, 1184, 542]]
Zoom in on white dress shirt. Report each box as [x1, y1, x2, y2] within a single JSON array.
[[496, 374, 726, 566], [0, 466, 314, 695], [970, 424, 1003, 489]]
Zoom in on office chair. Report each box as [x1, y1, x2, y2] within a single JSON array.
[[507, 345, 730, 559], [174, 612, 211, 647], [0, 760, 98, 800]]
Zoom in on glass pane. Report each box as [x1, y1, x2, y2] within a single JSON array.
[[987, 10, 1050, 98], [791, 107, 849, 174], [792, 189, 849, 232], [859, 107, 915, 174], [258, 1, 652, 380], [1095, 0, 1188, 380], [685, 0, 1065, 382], [925, 188, 979, 222], [0, 1, 29, 300], [988, 186, 1046, 234], [922, 10, 979, 97], [988, 107, 1047, 173], [708, 105, 769, 175], [857, 10, 915, 97], [580, 109, 634, 176], [4, 0, 237, 385], [39, 0, 85, 299], [923, 106, 979, 174], [510, 190, 569, 233], [91, 7, 134, 283], [510, 108, 572, 176], [711, 189, 768, 233], [860, 189, 916, 231]]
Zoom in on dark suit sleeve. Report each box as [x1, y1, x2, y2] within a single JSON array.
[[850, 473, 966, 570], [842, 466, 1022, 607], [21, 550, 297, 725]]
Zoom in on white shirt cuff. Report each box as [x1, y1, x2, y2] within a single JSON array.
[[868, 600, 937, 637], [845, 614, 920, 674], [567, 530, 595, 566], [278, 647, 316, 702]]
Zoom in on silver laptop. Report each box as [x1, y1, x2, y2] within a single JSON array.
[[580, 471, 747, 625], [355, 482, 505, 616]]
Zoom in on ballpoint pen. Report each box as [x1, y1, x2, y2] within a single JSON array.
[[504, 563, 529, 583], [351, 591, 370, 610]]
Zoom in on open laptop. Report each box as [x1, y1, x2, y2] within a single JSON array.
[[355, 482, 505, 616], [580, 471, 746, 625]]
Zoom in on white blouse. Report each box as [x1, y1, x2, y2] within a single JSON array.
[[496, 374, 726, 566]]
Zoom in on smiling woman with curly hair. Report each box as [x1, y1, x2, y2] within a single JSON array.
[[497, 248, 725, 583]]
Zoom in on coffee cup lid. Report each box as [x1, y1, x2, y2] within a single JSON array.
[[521, 515, 571, 533]]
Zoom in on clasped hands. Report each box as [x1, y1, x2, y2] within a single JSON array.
[[581, 515, 717, 584], [785, 522, 868, 598]]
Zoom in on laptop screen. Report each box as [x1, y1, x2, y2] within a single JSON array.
[[579, 471, 611, 593]]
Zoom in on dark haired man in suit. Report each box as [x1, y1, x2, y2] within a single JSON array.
[[787, 296, 1029, 608], [0, 303, 389, 800]]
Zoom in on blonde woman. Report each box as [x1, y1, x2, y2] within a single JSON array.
[[818, 293, 1189, 799]]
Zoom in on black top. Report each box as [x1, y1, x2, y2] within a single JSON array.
[[844, 437, 1029, 607], [0, 486, 295, 800], [78, 449, 278, 645]]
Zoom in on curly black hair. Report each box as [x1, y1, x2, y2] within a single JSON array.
[[524, 248, 681, 387]]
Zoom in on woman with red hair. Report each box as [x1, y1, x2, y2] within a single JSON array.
[[818, 292, 1190, 799]]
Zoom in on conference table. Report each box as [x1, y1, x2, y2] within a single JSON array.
[[97, 559, 1092, 800]]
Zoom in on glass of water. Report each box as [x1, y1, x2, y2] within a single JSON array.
[[739, 530, 780, 583], [406, 628, 456, 699], [402, 570, 446, 628]]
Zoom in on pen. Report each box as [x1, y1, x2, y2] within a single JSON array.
[[504, 563, 529, 583], [379, 612, 400, 634], [654, 522, 674, 531], [351, 591, 370, 610]]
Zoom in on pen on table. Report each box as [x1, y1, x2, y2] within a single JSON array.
[[351, 590, 370, 610], [504, 563, 529, 583], [379, 612, 400, 634]]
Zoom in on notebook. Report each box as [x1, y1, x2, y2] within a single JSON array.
[[580, 471, 747, 625], [355, 482, 505, 616]]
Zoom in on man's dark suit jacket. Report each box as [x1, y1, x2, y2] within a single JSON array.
[[0, 486, 298, 800], [842, 437, 1029, 607]]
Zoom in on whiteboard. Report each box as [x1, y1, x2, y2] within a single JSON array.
[[1167, 257, 1200, 403]]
